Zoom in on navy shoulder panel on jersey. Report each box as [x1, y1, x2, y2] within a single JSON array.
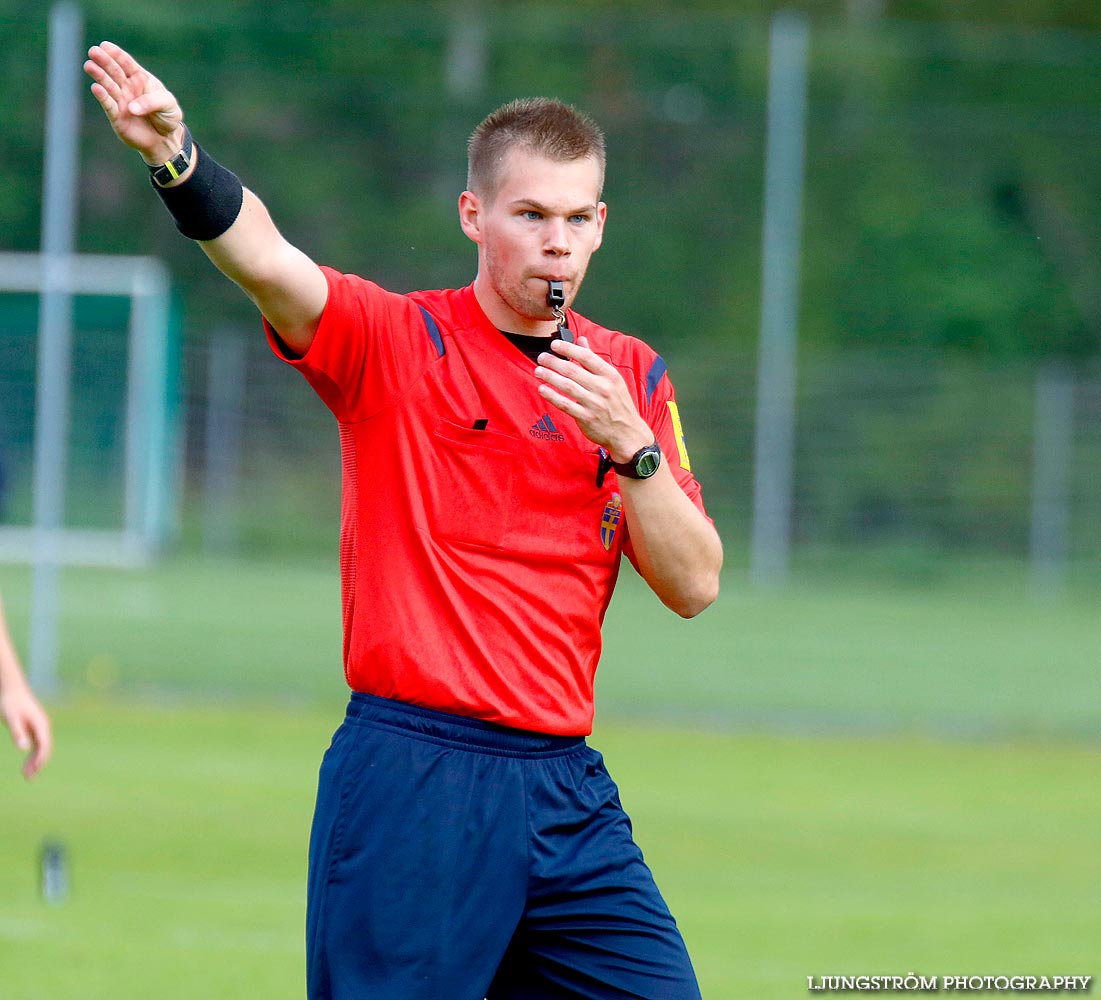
[[645, 355, 667, 403], [418, 305, 445, 357]]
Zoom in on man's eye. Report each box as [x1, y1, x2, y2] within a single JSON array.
[[522, 210, 542, 220], [570, 215, 591, 224]]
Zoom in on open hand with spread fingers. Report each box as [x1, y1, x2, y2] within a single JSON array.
[[84, 40, 185, 165]]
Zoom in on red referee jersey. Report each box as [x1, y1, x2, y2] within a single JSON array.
[[266, 266, 710, 735]]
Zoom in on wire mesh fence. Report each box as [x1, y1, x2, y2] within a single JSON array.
[[171, 336, 1101, 583]]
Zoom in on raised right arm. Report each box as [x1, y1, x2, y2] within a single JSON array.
[[84, 42, 327, 354]]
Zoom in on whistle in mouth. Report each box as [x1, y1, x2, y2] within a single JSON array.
[[547, 280, 566, 310], [546, 279, 574, 342]]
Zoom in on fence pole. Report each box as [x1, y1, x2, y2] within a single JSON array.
[[30, 1, 83, 694], [202, 332, 247, 554], [750, 10, 810, 588], [1030, 363, 1074, 597]]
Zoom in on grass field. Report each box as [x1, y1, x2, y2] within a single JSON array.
[[2, 552, 1099, 735], [3, 703, 1099, 998], [1, 555, 1100, 997]]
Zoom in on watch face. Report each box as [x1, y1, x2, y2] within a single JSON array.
[[636, 450, 660, 478]]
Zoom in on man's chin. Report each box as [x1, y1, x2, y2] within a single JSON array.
[[511, 295, 557, 323]]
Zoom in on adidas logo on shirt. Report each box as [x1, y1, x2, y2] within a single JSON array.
[[529, 413, 565, 442]]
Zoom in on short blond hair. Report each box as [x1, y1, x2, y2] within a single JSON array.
[[467, 97, 606, 200]]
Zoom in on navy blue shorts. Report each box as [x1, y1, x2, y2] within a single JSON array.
[[306, 692, 702, 999]]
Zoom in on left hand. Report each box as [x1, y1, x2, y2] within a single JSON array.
[[534, 337, 652, 463], [1, 685, 53, 780]]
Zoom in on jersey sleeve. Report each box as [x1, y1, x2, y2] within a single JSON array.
[[264, 266, 443, 422], [644, 357, 709, 517], [621, 352, 713, 571]]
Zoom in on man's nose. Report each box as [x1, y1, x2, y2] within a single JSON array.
[[543, 219, 570, 256]]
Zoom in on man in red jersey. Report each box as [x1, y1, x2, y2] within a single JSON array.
[[86, 40, 722, 1000]]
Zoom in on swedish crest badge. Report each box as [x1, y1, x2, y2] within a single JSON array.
[[600, 493, 623, 551]]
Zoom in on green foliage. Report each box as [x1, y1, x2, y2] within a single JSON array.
[[6, 2, 1101, 563], [5, 3, 1099, 358], [802, 19, 1101, 360]]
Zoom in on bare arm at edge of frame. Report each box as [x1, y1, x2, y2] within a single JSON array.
[[0, 595, 53, 780], [84, 41, 327, 354]]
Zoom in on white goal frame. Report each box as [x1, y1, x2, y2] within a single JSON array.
[[0, 251, 175, 567]]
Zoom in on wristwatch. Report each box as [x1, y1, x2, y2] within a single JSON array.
[[612, 441, 662, 479], [147, 126, 193, 187]]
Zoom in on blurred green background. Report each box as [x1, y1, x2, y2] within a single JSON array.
[[2, 1, 1100, 997], [3, 0, 1101, 565]]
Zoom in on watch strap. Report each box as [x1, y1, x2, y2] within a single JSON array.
[[611, 441, 661, 479], [147, 127, 193, 187]]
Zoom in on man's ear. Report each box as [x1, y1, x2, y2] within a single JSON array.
[[458, 190, 482, 244], [593, 201, 608, 253]]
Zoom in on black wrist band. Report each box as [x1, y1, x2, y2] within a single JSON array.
[[150, 141, 244, 241]]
